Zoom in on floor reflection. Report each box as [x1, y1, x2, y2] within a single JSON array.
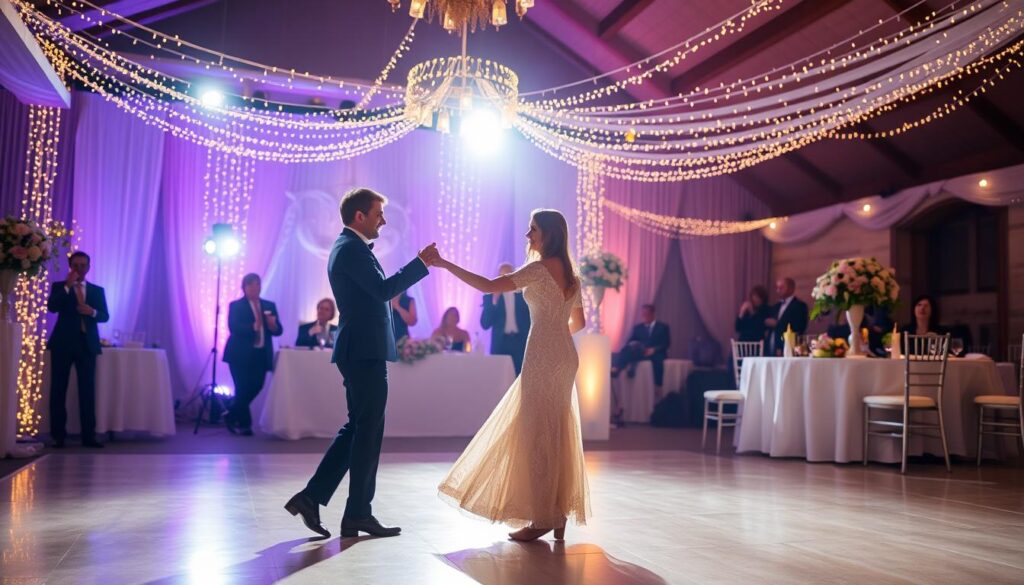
[[442, 540, 668, 585], [141, 537, 333, 584]]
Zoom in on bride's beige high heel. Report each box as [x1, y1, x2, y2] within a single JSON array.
[[508, 519, 567, 542]]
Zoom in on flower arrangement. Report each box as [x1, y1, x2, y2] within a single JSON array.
[[810, 257, 899, 319], [811, 334, 848, 358], [578, 251, 627, 291], [0, 217, 70, 276], [396, 334, 446, 364]]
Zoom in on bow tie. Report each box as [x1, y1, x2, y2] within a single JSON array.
[[367, 242, 374, 250]]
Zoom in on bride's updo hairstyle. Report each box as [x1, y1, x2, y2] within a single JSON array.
[[528, 209, 579, 293]]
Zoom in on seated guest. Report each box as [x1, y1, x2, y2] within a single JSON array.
[[224, 273, 283, 436], [47, 251, 109, 448], [433, 306, 470, 351], [900, 294, 947, 336], [480, 262, 530, 374], [611, 304, 671, 387], [765, 277, 809, 356], [391, 291, 417, 341], [735, 286, 771, 342], [866, 306, 893, 356], [296, 298, 339, 348]]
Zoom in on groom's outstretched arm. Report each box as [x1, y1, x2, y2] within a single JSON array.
[[338, 245, 428, 303]]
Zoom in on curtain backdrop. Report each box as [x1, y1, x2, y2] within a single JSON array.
[[72, 93, 165, 335], [679, 177, 772, 352]]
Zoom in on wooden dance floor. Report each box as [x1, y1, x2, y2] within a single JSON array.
[[2, 447, 1023, 584]]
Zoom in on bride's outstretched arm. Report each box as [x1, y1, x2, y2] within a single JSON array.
[[436, 259, 517, 294]]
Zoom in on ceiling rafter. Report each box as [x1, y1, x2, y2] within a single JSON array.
[[852, 122, 923, 178], [598, 0, 656, 39]]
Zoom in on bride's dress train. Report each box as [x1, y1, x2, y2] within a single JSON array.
[[438, 261, 590, 529]]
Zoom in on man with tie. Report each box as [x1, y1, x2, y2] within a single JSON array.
[[611, 304, 671, 389], [47, 251, 109, 448], [296, 298, 339, 348], [479, 263, 530, 374], [765, 277, 809, 356], [223, 273, 283, 435]]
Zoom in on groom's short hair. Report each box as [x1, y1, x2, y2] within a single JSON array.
[[340, 188, 388, 225]]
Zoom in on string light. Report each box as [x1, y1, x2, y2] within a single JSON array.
[[355, 18, 419, 110], [436, 136, 482, 325], [978, 178, 989, 187], [15, 106, 62, 438], [603, 199, 782, 238], [575, 157, 605, 324]]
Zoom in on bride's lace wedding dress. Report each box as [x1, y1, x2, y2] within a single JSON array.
[[438, 261, 590, 528]]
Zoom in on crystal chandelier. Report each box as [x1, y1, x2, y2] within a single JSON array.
[[404, 55, 518, 134], [387, 0, 534, 33]]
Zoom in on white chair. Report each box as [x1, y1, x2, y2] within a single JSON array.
[[863, 334, 951, 474], [703, 339, 762, 454], [975, 333, 1024, 465]]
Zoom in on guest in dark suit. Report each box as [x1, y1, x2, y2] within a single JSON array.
[[480, 262, 530, 373], [765, 277, 809, 356], [286, 187, 437, 540], [735, 285, 771, 343], [296, 298, 339, 348], [223, 273, 283, 435], [390, 291, 417, 341], [611, 304, 671, 387], [46, 251, 109, 448]]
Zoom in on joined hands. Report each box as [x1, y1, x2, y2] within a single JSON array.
[[418, 243, 447, 269]]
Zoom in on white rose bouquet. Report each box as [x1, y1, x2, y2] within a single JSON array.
[[810, 257, 900, 320], [578, 251, 627, 291]]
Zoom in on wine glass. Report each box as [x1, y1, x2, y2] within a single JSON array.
[[950, 338, 964, 357], [317, 335, 327, 350]]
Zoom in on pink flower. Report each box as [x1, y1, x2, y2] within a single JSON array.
[[27, 246, 42, 261], [13, 223, 31, 236], [10, 246, 28, 260], [825, 285, 838, 297]]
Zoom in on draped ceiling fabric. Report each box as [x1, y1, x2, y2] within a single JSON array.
[[764, 163, 1024, 244]]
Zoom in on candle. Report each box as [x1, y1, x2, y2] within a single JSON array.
[[783, 324, 796, 358], [890, 325, 901, 360]]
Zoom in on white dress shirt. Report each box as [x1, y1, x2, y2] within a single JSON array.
[[250, 298, 264, 348], [502, 292, 519, 335], [777, 296, 794, 320]]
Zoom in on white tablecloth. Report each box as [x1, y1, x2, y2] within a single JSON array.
[[1, 321, 23, 457], [616, 359, 692, 423], [997, 362, 1018, 394], [41, 348, 176, 437], [736, 357, 1011, 463], [259, 349, 517, 439]]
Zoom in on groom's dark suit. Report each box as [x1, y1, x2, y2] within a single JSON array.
[[302, 228, 428, 520]]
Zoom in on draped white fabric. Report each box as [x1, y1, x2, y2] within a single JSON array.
[[764, 162, 1024, 244], [73, 92, 165, 334], [679, 178, 772, 351]]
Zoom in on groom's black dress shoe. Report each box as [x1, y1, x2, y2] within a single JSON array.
[[340, 515, 401, 538], [284, 493, 331, 538]]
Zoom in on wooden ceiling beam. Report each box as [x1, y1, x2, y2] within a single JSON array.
[[598, 0, 656, 39]]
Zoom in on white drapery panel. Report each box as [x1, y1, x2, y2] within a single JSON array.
[[764, 163, 1024, 244], [73, 92, 165, 335]]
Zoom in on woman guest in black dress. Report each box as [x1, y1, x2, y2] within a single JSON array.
[[391, 291, 417, 341], [735, 286, 771, 343], [900, 294, 947, 336]]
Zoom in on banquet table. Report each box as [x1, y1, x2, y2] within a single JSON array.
[[736, 357, 1013, 463], [259, 349, 516, 439], [1, 321, 23, 457], [616, 359, 692, 423], [40, 348, 176, 437]]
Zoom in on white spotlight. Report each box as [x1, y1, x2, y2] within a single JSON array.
[[200, 89, 225, 108], [460, 108, 503, 155], [978, 178, 989, 188]]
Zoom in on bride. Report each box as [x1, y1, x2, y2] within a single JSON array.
[[434, 208, 590, 541]]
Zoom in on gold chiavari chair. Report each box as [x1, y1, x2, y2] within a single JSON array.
[[863, 334, 951, 474]]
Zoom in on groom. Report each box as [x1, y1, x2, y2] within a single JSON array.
[[286, 187, 439, 538]]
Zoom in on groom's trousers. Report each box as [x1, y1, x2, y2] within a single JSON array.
[[303, 359, 388, 519]]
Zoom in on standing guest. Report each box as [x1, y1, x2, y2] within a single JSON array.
[[735, 286, 771, 342], [391, 291, 417, 341], [433, 307, 471, 352], [480, 262, 530, 373], [223, 273, 283, 436], [611, 304, 671, 388], [46, 251, 109, 448], [765, 277, 809, 356], [296, 298, 339, 348]]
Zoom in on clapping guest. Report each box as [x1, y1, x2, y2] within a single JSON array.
[[765, 277, 809, 356], [433, 306, 470, 351], [391, 291, 417, 341], [735, 286, 771, 342], [296, 298, 339, 348], [46, 251, 109, 448], [223, 273, 283, 436], [480, 262, 530, 373]]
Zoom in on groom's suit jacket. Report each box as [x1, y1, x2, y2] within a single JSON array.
[[329, 228, 429, 363]]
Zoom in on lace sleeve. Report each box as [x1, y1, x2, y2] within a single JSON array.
[[509, 262, 544, 291]]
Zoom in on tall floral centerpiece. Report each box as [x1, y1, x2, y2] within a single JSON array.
[[810, 257, 900, 357], [0, 218, 69, 321], [578, 251, 627, 333]]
